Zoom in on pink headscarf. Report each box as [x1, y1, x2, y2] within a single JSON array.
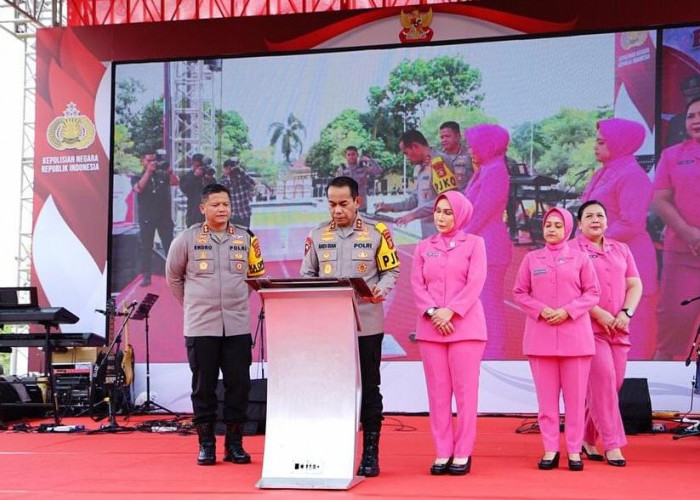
[[464, 124, 510, 163], [597, 118, 645, 161], [543, 207, 573, 250], [434, 190, 474, 238]]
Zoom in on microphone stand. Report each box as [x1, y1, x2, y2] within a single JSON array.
[[674, 299, 700, 440], [131, 293, 177, 416]]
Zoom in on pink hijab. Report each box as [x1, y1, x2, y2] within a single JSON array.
[[464, 124, 510, 164], [434, 190, 474, 238], [543, 207, 574, 250], [597, 118, 645, 162]]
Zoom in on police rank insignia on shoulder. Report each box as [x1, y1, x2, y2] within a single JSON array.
[[374, 222, 400, 271]]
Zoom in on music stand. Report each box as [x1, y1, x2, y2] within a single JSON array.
[[131, 293, 176, 415]]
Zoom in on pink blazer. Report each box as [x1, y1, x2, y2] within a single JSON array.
[[513, 244, 600, 356], [411, 232, 487, 342]]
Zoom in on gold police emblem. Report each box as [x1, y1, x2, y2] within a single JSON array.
[[197, 234, 208, 244], [357, 263, 367, 273], [322, 251, 330, 259], [323, 263, 333, 275], [199, 261, 209, 271], [358, 251, 368, 259], [46, 102, 96, 151], [234, 253, 243, 260], [199, 251, 207, 259]]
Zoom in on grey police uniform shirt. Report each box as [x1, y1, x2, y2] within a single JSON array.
[[300, 217, 400, 336], [443, 147, 473, 192], [385, 148, 454, 237], [166, 223, 265, 337], [335, 159, 382, 211]]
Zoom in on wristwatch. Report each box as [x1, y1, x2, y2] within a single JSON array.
[[426, 307, 437, 317], [622, 308, 634, 318]]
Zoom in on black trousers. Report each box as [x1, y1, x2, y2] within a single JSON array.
[[186, 334, 252, 425], [139, 215, 174, 278], [359, 333, 384, 432]]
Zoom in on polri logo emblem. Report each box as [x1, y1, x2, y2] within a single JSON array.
[[47, 102, 96, 151]]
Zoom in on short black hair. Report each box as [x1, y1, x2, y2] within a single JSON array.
[[399, 129, 428, 147], [439, 121, 460, 134], [577, 200, 607, 221], [139, 150, 154, 159], [191, 153, 204, 164], [201, 183, 231, 203], [345, 146, 358, 153], [686, 95, 700, 115], [327, 176, 359, 199]]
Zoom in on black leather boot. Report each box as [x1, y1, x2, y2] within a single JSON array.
[[195, 423, 216, 466], [223, 424, 251, 464], [356, 431, 380, 477]]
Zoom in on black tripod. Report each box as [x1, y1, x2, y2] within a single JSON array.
[[88, 305, 136, 433], [131, 293, 177, 415]]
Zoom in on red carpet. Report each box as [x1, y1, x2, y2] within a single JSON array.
[[0, 415, 696, 498]]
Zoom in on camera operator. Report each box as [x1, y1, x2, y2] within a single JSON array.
[[220, 157, 256, 228], [131, 149, 179, 287], [180, 153, 215, 228]]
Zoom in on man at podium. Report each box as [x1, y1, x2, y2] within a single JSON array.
[[300, 176, 401, 477]]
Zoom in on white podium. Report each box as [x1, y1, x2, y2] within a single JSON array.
[[247, 278, 369, 490]]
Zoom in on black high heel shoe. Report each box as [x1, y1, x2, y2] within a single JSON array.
[[605, 452, 626, 467], [581, 445, 604, 462], [448, 457, 471, 475], [568, 455, 584, 471], [430, 457, 452, 475], [537, 452, 559, 470]]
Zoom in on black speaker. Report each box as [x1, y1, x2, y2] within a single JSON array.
[[618, 378, 653, 434], [0, 376, 48, 421], [215, 378, 267, 436]]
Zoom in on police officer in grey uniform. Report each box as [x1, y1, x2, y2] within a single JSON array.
[[439, 121, 473, 191], [301, 176, 400, 477], [166, 183, 265, 466], [374, 129, 459, 238], [335, 146, 383, 212]]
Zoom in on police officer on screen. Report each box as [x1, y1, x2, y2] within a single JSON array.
[[300, 176, 400, 477], [166, 183, 265, 466]]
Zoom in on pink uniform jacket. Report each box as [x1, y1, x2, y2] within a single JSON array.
[[463, 124, 512, 266], [411, 232, 488, 342], [569, 235, 639, 341], [653, 139, 700, 254], [513, 241, 600, 357], [580, 118, 657, 294]]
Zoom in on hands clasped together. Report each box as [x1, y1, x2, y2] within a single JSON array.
[[432, 308, 455, 336]]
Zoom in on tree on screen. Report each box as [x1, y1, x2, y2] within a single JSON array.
[[372, 56, 484, 129], [269, 113, 306, 164], [216, 109, 252, 162]]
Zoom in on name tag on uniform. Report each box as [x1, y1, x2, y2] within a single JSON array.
[[589, 254, 598, 259], [426, 252, 440, 257], [557, 257, 566, 263], [679, 159, 696, 165], [533, 267, 547, 275]]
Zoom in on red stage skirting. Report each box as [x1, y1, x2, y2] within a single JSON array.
[[0, 415, 696, 498]]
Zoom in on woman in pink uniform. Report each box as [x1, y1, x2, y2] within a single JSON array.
[[513, 207, 600, 471], [411, 190, 487, 476], [580, 118, 657, 359], [463, 124, 512, 359], [571, 200, 642, 467], [653, 96, 700, 360]]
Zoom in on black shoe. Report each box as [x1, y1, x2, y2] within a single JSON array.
[[568, 456, 584, 471], [605, 452, 626, 467], [223, 424, 251, 464], [140, 276, 151, 287], [430, 457, 452, 475], [581, 445, 604, 461], [448, 457, 471, 475], [538, 452, 560, 470], [195, 423, 216, 466], [356, 431, 380, 477]]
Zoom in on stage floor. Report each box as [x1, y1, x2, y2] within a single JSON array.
[[0, 415, 696, 498]]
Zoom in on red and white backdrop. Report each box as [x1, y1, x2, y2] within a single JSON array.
[[33, 2, 700, 412]]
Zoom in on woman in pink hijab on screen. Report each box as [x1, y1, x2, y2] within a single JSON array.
[[570, 200, 642, 467], [463, 123, 512, 359], [513, 207, 600, 471], [579, 118, 657, 359], [411, 190, 487, 476], [653, 96, 700, 360]]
